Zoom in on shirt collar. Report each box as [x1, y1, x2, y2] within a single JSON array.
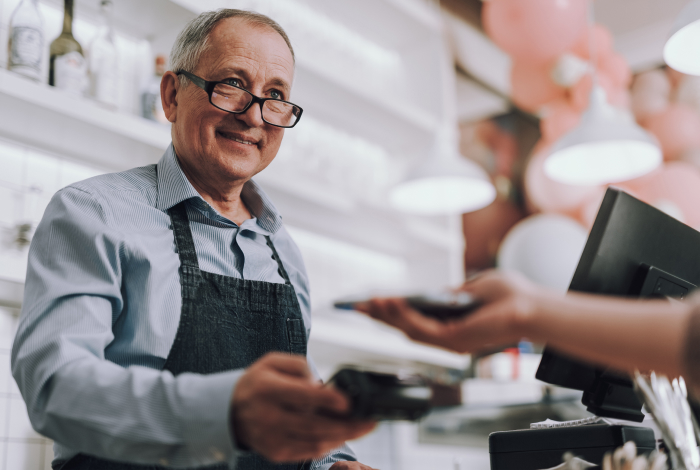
[[156, 143, 283, 234]]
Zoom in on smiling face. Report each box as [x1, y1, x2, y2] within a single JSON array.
[[168, 18, 295, 191]]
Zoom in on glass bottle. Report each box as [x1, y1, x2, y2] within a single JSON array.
[[49, 0, 87, 96], [88, 0, 118, 108], [7, 0, 44, 81], [141, 55, 168, 123]]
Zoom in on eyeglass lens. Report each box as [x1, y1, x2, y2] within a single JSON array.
[[211, 83, 300, 127]]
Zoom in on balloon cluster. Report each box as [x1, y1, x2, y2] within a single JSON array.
[[484, 0, 630, 125], [467, 0, 700, 290]]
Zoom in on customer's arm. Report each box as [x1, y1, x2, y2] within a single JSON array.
[[360, 271, 694, 380]]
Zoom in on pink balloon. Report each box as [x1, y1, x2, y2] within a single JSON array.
[[630, 70, 671, 121], [483, 0, 589, 64], [642, 104, 700, 161], [524, 141, 604, 217], [511, 60, 566, 112], [600, 52, 632, 88], [570, 74, 630, 111], [539, 98, 581, 142], [618, 162, 700, 230], [570, 24, 614, 62]]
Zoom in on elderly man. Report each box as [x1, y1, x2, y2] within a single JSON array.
[[12, 9, 376, 470]]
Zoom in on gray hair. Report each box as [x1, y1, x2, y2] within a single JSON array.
[[169, 9, 294, 87]]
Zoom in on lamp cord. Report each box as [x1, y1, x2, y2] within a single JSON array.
[[588, 0, 598, 87]]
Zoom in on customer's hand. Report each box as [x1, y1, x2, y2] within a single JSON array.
[[231, 352, 376, 463], [330, 462, 379, 469], [357, 270, 545, 354]]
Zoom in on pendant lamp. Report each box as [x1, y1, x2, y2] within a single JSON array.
[[543, 3, 662, 186], [390, 134, 496, 215], [544, 86, 662, 185], [664, 0, 700, 76]]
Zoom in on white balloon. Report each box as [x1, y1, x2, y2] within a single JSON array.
[[497, 214, 588, 292]]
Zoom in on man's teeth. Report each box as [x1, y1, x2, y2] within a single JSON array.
[[228, 135, 253, 145]]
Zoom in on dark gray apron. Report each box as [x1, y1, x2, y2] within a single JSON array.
[[59, 200, 308, 470]]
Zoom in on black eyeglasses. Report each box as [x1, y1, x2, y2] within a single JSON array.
[[176, 71, 303, 128]]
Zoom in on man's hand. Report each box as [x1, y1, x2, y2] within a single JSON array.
[[231, 353, 376, 463], [330, 462, 379, 470], [357, 270, 545, 354]]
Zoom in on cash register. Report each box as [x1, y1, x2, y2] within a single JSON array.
[[489, 188, 700, 470]]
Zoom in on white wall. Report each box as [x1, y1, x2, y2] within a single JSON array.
[[0, 308, 52, 470]]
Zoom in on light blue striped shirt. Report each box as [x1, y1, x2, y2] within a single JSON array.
[[11, 145, 355, 468]]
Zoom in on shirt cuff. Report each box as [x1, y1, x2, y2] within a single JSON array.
[[175, 368, 245, 463], [314, 463, 337, 470]]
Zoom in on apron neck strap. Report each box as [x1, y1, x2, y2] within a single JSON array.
[[168, 201, 200, 269]]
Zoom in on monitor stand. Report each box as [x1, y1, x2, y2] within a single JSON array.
[[582, 369, 645, 422]]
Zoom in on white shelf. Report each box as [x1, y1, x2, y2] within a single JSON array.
[[293, 58, 438, 157], [295, 0, 442, 50], [0, 68, 171, 171], [43, 0, 194, 42], [308, 311, 470, 381], [0, 277, 23, 310]]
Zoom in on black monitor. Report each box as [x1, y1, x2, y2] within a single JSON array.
[[535, 187, 700, 422]]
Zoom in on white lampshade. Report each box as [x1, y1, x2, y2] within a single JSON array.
[[664, 0, 700, 75], [544, 86, 662, 186], [390, 151, 496, 215]]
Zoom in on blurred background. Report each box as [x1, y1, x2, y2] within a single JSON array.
[[0, 0, 697, 468]]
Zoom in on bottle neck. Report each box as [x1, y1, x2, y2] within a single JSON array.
[[62, 0, 74, 35], [99, 1, 115, 36]]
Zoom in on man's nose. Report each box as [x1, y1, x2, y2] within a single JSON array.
[[235, 101, 265, 128]]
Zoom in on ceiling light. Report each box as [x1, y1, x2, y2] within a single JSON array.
[[664, 0, 700, 75], [544, 86, 662, 185], [390, 145, 496, 215]]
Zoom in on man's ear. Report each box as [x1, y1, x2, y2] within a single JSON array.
[[161, 71, 179, 123]]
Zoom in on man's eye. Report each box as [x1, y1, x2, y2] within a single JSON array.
[[270, 90, 282, 100], [227, 78, 241, 87]]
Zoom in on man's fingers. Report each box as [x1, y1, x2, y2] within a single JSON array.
[[256, 370, 349, 413], [259, 352, 314, 379], [281, 411, 376, 442]]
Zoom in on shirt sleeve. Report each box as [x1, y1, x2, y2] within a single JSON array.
[[311, 443, 359, 470], [11, 187, 241, 467]]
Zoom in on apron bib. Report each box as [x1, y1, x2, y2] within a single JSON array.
[[60, 201, 308, 470]]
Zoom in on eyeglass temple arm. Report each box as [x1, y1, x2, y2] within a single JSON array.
[[176, 71, 207, 90]]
